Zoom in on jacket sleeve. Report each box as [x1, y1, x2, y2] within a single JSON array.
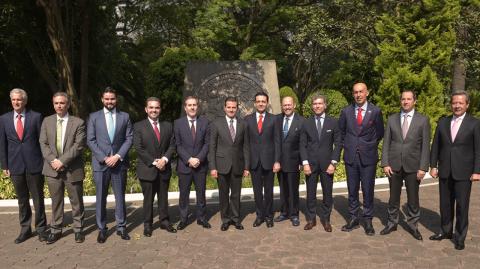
[[0, 117, 8, 170], [430, 119, 441, 169], [208, 121, 218, 170], [419, 117, 431, 171], [380, 117, 391, 167], [331, 118, 342, 162], [116, 114, 133, 159], [133, 122, 155, 166], [86, 113, 107, 163], [196, 120, 210, 162]]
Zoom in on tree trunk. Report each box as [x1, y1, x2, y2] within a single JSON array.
[[79, 0, 90, 118], [452, 55, 466, 93]]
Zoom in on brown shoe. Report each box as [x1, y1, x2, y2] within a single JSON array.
[[304, 221, 316, 230], [322, 221, 332, 232]]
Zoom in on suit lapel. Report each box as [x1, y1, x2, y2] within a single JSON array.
[[360, 103, 373, 130], [453, 114, 469, 144], [6, 112, 20, 142], [63, 116, 74, 150], [284, 114, 295, 140], [393, 113, 403, 141], [404, 112, 419, 141], [98, 110, 110, 142]]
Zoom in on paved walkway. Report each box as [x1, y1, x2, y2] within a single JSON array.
[[0, 178, 479, 269]]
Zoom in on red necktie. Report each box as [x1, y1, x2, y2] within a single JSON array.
[[258, 114, 263, 133], [356, 108, 363, 125], [16, 114, 24, 140], [153, 121, 160, 142]]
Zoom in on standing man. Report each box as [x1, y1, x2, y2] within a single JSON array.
[[0, 88, 48, 244], [134, 97, 177, 237], [209, 97, 250, 231], [274, 96, 305, 227], [87, 87, 133, 243], [429, 91, 480, 250], [174, 96, 211, 230], [300, 95, 341, 232], [244, 92, 281, 228], [39, 92, 86, 244], [339, 82, 384, 235], [380, 90, 430, 240]]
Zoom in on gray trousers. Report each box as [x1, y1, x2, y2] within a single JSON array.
[[386, 168, 420, 229]]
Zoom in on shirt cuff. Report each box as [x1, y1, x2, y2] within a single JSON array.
[[115, 154, 123, 161], [161, 156, 169, 163]]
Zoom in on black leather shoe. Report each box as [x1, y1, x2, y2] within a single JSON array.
[[177, 222, 188, 230], [38, 230, 49, 242], [143, 227, 152, 237], [274, 215, 289, 222], [364, 220, 375, 236], [197, 220, 212, 229], [234, 223, 244, 230], [116, 230, 130, 240], [341, 219, 360, 232], [429, 233, 452, 241], [411, 229, 423, 241], [220, 223, 230, 231], [266, 219, 274, 228], [14, 231, 32, 244], [321, 221, 333, 232], [455, 241, 465, 250], [46, 233, 61, 244], [253, 218, 264, 227], [75, 232, 85, 243], [160, 224, 177, 233], [380, 225, 397, 235], [304, 221, 317, 230], [291, 217, 300, 227], [97, 230, 107, 244]]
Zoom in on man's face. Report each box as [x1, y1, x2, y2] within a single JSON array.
[[451, 95, 469, 117], [352, 83, 369, 106], [101, 92, 117, 110], [145, 100, 161, 120], [312, 98, 326, 115], [53, 96, 69, 117], [400, 91, 416, 113], [224, 101, 238, 118], [281, 97, 295, 117], [184, 98, 198, 118], [11, 93, 26, 113], [254, 95, 268, 113]]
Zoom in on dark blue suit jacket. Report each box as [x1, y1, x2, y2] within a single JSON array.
[[0, 110, 44, 175], [86, 109, 133, 172], [339, 103, 384, 166], [174, 116, 210, 174]]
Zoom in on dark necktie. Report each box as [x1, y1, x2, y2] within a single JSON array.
[[190, 119, 196, 140], [316, 116, 323, 139], [229, 119, 235, 141]]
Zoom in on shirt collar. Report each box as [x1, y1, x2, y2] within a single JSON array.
[[225, 115, 236, 122], [103, 107, 116, 114], [355, 102, 368, 111], [187, 115, 197, 122], [56, 113, 69, 121], [148, 117, 158, 125], [284, 113, 294, 120], [315, 113, 325, 119], [14, 110, 26, 118], [401, 109, 415, 118], [453, 112, 466, 121], [256, 111, 265, 118]]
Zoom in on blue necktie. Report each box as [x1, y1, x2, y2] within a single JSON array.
[[107, 111, 115, 142], [283, 117, 289, 139]]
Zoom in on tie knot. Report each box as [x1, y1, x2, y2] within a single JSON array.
[[285, 117, 289, 121], [153, 121, 157, 125], [358, 107, 362, 112], [58, 118, 63, 123], [190, 119, 195, 123], [17, 114, 22, 119], [316, 116, 322, 121], [259, 114, 263, 119], [230, 119, 234, 124]]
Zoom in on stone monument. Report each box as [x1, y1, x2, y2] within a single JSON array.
[[183, 60, 281, 120]]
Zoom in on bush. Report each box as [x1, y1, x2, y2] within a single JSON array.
[[279, 86, 299, 105], [302, 89, 348, 118]]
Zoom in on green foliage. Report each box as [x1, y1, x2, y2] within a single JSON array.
[[302, 89, 348, 118]]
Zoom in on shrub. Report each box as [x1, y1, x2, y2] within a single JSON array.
[[302, 89, 348, 118]]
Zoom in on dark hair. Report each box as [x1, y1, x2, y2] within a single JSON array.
[[145, 97, 161, 106], [254, 92, 269, 102], [184, 96, 199, 105], [102, 86, 116, 97], [52, 92, 70, 104], [224, 96, 238, 106], [400, 90, 417, 101], [311, 94, 327, 105], [451, 90, 470, 104]]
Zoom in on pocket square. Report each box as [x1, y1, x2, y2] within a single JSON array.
[[326, 129, 332, 132]]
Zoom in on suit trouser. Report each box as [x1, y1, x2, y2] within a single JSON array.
[[251, 167, 274, 220], [386, 169, 420, 229], [278, 171, 300, 218], [439, 176, 472, 244], [305, 171, 333, 222], [178, 171, 207, 222], [218, 171, 242, 224], [140, 172, 171, 228], [345, 153, 377, 220], [11, 173, 47, 234], [46, 175, 84, 234], [94, 169, 127, 231]]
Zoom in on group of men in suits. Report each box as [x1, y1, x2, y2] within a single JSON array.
[[1, 84, 478, 251]]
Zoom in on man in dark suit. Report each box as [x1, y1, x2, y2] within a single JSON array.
[[429, 91, 480, 250], [339, 82, 384, 235], [380, 90, 430, 240], [134, 97, 176, 237], [39, 92, 86, 244], [274, 96, 305, 227], [174, 96, 211, 230], [87, 87, 133, 243], [300, 95, 341, 232], [209, 97, 250, 231], [244, 92, 281, 228], [0, 88, 48, 244]]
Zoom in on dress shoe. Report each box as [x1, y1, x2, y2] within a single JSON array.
[[14, 231, 32, 244], [177, 221, 188, 230], [411, 229, 423, 241], [253, 218, 264, 227], [341, 219, 360, 232], [220, 223, 230, 231], [116, 230, 131, 240], [455, 241, 465, 250], [97, 230, 107, 244], [380, 225, 397, 235], [38, 230, 49, 242], [364, 220, 375, 236], [291, 217, 300, 227], [197, 220, 212, 229], [429, 232, 452, 241], [304, 221, 316, 230], [46, 233, 61, 244], [274, 214, 289, 222], [321, 221, 332, 232], [160, 224, 177, 233], [143, 227, 153, 237], [75, 232, 85, 243], [234, 223, 244, 230], [266, 219, 274, 228]]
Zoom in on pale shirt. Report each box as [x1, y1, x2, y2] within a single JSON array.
[[283, 113, 294, 132], [400, 109, 415, 127], [225, 116, 237, 133], [56, 113, 69, 153], [13, 110, 26, 132], [354, 102, 368, 119], [103, 107, 117, 132], [148, 117, 169, 164], [256, 112, 266, 123], [451, 112, 466, 131]]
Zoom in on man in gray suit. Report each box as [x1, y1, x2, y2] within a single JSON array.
[[87, 87, 133, 243], [380, 90, 430, 240], [39, 92, 86, 244], [209, 97, 250, 231]]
